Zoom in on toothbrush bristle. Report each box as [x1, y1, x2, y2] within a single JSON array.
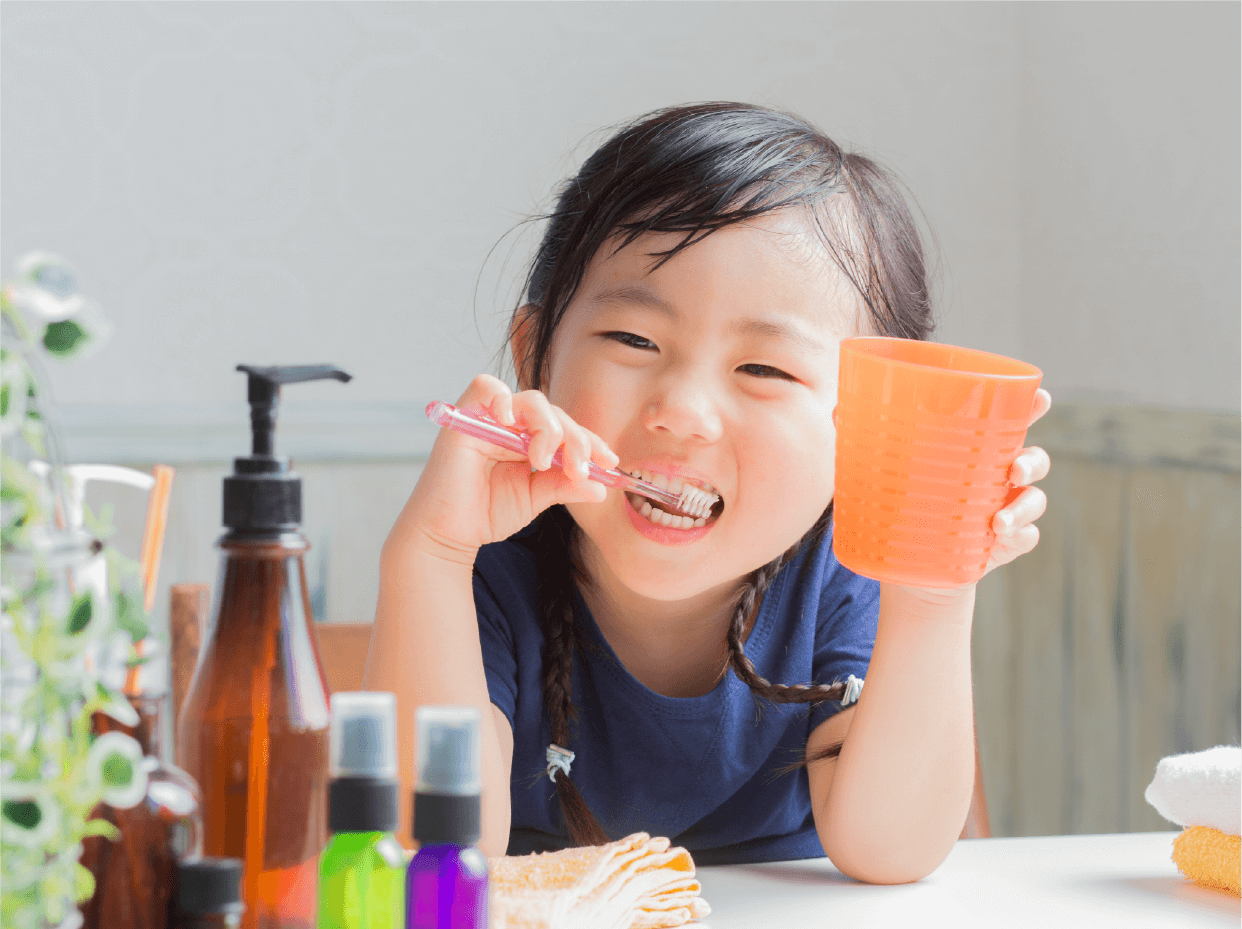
[[676, 486, 719, 519]]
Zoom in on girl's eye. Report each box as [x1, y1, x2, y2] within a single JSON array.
[[603, 331, 656, 351], [738, 363, 796, 381]]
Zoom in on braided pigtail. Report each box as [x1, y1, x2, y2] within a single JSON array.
[[533, 506, 611, 846], [723, 506, 851, 764]]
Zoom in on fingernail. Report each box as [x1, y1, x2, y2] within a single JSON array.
[[996, 512, 1014, 533], [578, 461, 589, 478]]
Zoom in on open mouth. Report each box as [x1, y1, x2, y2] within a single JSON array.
[[623, 469, 725, 530]]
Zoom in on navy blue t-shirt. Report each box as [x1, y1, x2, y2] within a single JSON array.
[[473, 517, 878, 865]]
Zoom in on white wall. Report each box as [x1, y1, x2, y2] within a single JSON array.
[[6, 1, 1234, 466], [1018, 2, 1240, 412]]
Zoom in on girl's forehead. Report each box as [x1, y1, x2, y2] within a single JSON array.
[[581, 211, 865, 335]]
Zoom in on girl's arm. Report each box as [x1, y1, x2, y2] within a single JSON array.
[[807, 585, 977, 883], [362, 374, 617, 857], [367, 544, 516, 857], [810, 400, 1052, 883]]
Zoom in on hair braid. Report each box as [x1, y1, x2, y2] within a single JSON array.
[[533, 506, 610, 846], [723, 506, 849, 763]]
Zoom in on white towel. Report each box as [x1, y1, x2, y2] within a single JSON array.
[[1144, 745, 1241, 836]]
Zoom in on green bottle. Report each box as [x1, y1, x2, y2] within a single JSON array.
[[318, 692, 406, 929]]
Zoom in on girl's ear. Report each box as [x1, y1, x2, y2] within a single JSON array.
[[509, 304, 538, 391]]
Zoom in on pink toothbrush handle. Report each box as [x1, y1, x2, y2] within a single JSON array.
[[425, 401, 627, 488]]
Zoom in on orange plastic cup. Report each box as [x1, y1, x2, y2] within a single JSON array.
[[832, 337, 1043, 588]]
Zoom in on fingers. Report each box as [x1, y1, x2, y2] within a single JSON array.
[[510, 390, 564, 471], [993, 485, 1046, 535], [1029, 389, 1052, 426], [452, 376, 620, 511], [529, 465, 609, 511], [987, 523, 1040, 571], [508, 390, 619, 482], [1009, 445, 1051, 486]]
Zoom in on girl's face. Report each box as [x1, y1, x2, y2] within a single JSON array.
[[544, 208, 864, 604]]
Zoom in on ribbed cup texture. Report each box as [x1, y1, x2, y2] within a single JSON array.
[[833, 338, 1042, 588]]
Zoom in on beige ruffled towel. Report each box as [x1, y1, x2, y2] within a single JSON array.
[[488, 833, 711, 929]]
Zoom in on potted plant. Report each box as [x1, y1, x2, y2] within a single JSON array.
[[1, 253, 151, 929]]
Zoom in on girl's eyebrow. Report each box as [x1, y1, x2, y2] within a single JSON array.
[[593, 284, 831, 354], [592, 284, 678, 317]]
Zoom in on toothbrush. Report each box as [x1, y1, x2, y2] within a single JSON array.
[[425, 401, 721, 520]]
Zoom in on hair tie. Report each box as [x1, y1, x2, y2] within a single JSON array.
[[842, 675, 864, 707], [546, 743, 575, 783]]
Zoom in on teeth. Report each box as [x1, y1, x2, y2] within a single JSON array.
[[626, 468, 715, 496], [623, 468, 721, 520], [627, 493, 708, 531]]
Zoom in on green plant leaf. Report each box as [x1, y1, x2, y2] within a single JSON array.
[[21, 422, 46, 457], [67, 592, 92, 635], [42, 320, 89, 357], [74, 861, 98, 904], [100, 754, 133, 788], [81, 818, 120, 841], [2, 799, 41, 829], [112, 589, 148, 643], [1, 380, 8, 417], [82, 501, 115, 539]]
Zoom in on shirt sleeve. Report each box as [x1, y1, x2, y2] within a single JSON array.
[[473, 566, 519, 728], [809, 563, 880, 731]]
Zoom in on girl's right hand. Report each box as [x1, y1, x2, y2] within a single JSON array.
[[390, 374, 619, 564]]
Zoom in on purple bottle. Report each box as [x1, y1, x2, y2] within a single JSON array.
[[406, 706, 488, 929]]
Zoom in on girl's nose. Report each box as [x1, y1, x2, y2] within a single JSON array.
[[641, 379, 724, 444]]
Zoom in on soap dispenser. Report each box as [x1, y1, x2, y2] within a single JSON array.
[[178, 364, 351, 929]]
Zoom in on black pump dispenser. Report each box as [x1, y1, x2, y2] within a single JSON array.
[[222, 364, 352, 532]]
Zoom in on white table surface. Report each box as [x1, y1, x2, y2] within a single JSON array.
[[693, 832, 1238, 928]]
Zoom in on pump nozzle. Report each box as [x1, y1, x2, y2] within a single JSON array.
[[223, 364, 353, 532], [236, 365, 352, 457]]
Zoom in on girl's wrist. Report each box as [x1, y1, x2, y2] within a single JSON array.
[[879, 581, 977, 629], [383, 523, 481, 570]]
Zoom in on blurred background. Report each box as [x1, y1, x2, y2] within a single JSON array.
[[3, 1, 1238, 838]]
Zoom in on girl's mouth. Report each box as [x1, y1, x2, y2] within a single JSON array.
[[622, 469, 725, 531]]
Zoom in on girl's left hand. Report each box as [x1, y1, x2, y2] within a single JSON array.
[[983, 388, 1053, 576]]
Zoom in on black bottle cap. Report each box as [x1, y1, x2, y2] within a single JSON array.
[[413, 791, 481, 846], [176, 857, 245, 915], [222, 365, 352, 532], [329, 776, 400, 834]]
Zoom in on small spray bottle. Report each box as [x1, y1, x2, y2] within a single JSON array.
[[406, 706, 488, 929], [318, 692, 405, 929]]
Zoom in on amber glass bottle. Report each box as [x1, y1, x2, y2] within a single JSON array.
[[81, 692, 202, 929], [177, 365, 351, 929]]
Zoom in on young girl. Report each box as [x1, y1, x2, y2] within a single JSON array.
[[365, 102, 1051, 884]]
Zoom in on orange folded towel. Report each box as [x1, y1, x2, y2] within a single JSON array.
[[1171, 825, 1241, 896], [488, 832, 711, 929]]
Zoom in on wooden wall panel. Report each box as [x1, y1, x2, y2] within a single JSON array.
[[1066, 459, 1127, 835], [974, 404, 1240, 836]]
